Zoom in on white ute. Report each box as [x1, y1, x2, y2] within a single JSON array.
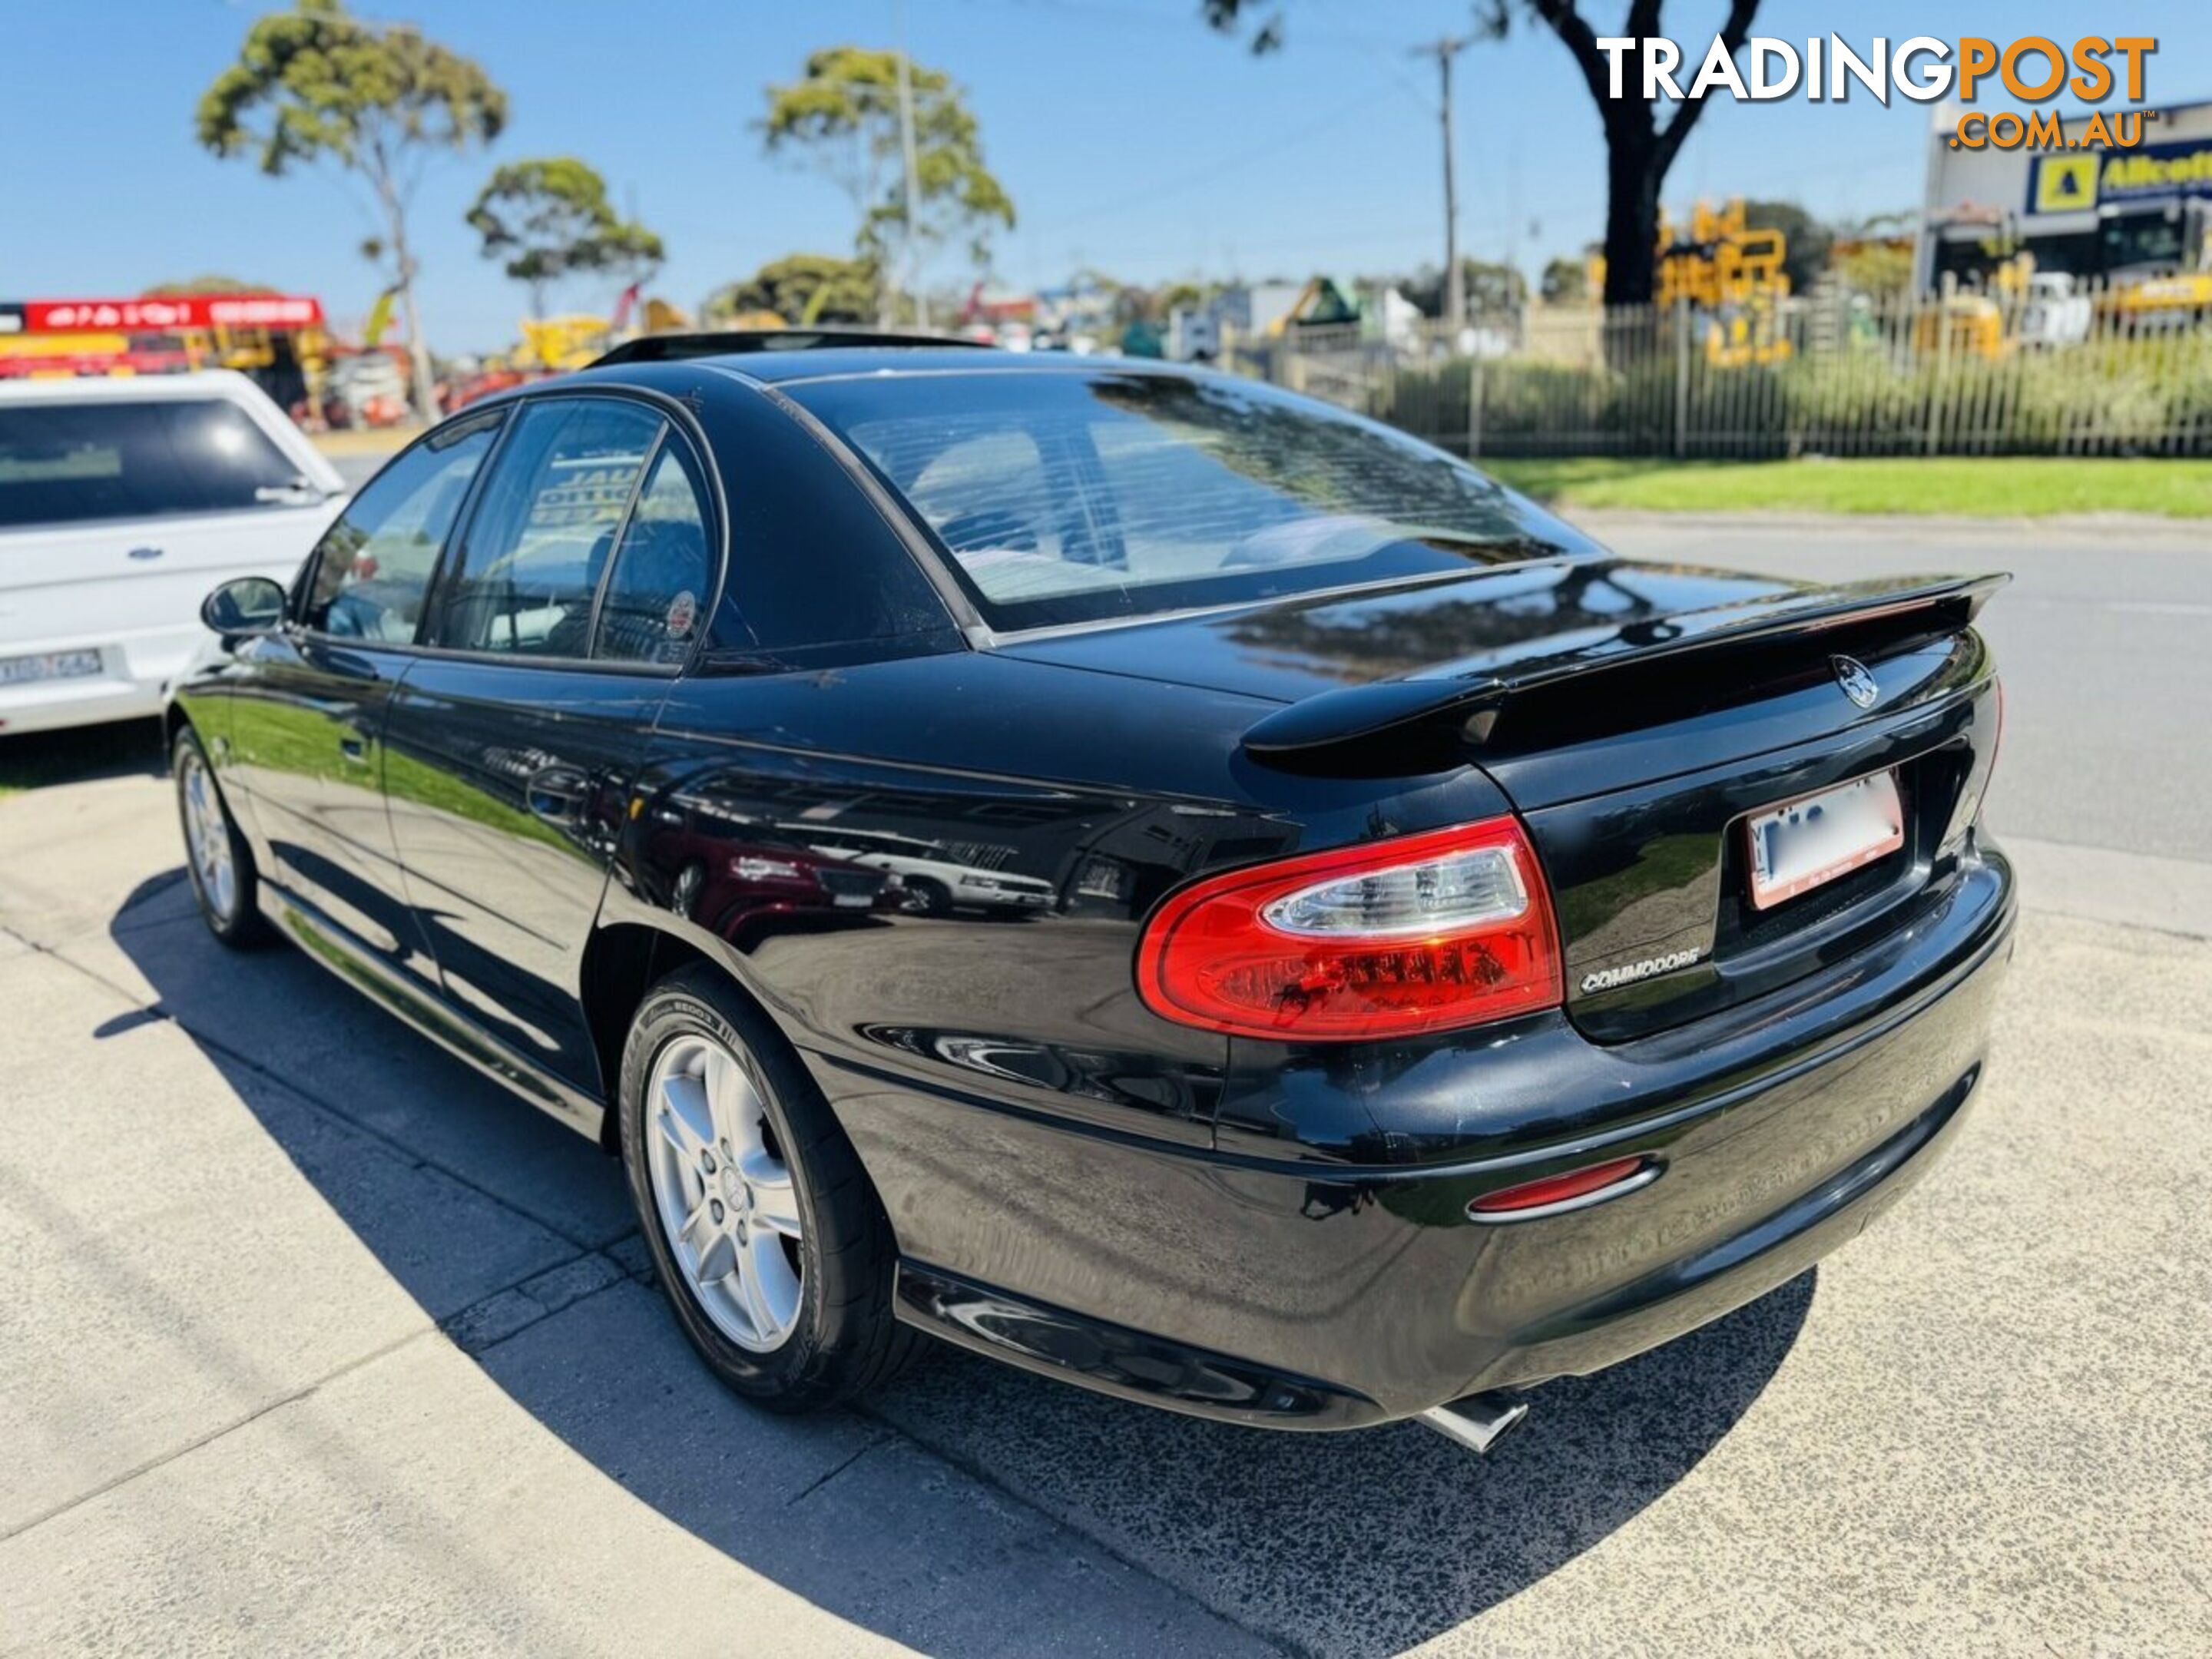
[[0, 371, 346, 734]]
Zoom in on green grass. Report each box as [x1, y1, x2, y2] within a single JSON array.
[[1482, 456, 2212, 518], [221, 698, 574, 856]]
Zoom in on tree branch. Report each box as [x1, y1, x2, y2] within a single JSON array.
[[1525, 0, 1634, 127], [1654, 0, 1759, 175]]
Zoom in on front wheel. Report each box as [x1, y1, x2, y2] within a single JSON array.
[[897, 876, 952, 916], [619, 965, 912, 1410], [173, 727, 271, 948]]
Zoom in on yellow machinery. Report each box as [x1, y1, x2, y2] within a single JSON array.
[[1655, 200, 1789, 310], [515, 314, 613, 373], [1271, 276, 1360, 336], [184, 322, 327, 383], [1913, 293, 2007, 359], [2108, 272, 2212, 319], [1655, 200, 1795, 367], [2102, 204, 2212, 322], [513, 298, 697, 373]]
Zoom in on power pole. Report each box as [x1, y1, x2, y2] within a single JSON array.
[[894, 0, 930, 329], [1414, 35, 1472, 332]]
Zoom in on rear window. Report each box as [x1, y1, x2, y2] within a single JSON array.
[[788, 369, 1561, 630], [0, 398, 305, 529]]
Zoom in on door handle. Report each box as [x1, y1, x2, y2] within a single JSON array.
[[338, 737, 368, 764], [127, 546, 165, 561], [526, 765, 591, 826]]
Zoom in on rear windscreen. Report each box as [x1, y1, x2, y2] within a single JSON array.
[[0, 399, 304, 528], [788, 369, 1569, 631]]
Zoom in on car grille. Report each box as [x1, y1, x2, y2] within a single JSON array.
[[818, 868, 882, 899]]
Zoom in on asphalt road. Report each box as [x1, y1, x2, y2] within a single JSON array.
[[2, 512, 2207, 1656], [1591, 512, 2212, 871]]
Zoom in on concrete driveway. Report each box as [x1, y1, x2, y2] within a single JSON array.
[[3, 516, 2208, 1657]]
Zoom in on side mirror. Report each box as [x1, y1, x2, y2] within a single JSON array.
[[200, 575, 289, 641]]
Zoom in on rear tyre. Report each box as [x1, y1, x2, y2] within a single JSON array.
[[172, 727, 272, 949], [619, 964, 913, 1411]]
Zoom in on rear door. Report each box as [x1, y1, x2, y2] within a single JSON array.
[[0, 391, 341, 700], [227, 412, 503, 988], [382, 394, 716, 1094]]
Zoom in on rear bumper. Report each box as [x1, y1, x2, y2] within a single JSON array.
[[0, 627, 202, 734], [849, 844, 2016, 1429], [0, 670, 164, 734]]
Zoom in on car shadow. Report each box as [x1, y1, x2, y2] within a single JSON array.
[[108, 880, 1812, 1657], [0, 716, 165, 794]]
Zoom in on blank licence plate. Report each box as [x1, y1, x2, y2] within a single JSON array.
[[1745, 770, 1905, 910], [0, 648, 104, 687]]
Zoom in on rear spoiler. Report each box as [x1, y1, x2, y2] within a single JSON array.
[[588, 328, 990, 367], [1240, 571, 2008, 772]]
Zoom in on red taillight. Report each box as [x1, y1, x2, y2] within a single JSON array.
[[1136, 816, 1562, 1041], [1468, 1155, 1654, 1219]]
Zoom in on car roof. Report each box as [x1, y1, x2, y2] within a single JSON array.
[[588, 327, 994, 368], [583, 345, 1198, 396], [0, 369, 263, 403], [728, 346, 1104, 385]]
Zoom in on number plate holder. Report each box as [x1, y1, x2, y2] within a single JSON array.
[[1745, 770, 1905, 911], [0, 649, 104, 687]]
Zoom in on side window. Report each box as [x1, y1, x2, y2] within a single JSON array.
[[430, 399, 659, 658], [301, 418, 498, 641], [592, 437, 714, 666]]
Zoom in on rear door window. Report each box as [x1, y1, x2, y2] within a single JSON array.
[[429, 398, 660, 658], [591, 435, 714, 666], [0, 398, 306, 528], [301, 416, 499, 643]]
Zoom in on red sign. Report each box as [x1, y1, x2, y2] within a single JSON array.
[[15, 294, 326, 333]]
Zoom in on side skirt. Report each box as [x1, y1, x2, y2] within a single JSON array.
[[260, 882, 607, 1143]]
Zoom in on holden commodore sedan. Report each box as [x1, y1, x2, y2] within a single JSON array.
[[171, 334, 2014, 1452]]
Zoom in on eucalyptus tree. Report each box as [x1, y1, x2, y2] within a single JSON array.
[[197, 0, 508, 421], [760, 46, 1015, 323], [468, 157, 664, 317]]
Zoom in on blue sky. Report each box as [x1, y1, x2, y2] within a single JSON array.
[[2, 2, 2206, 349]]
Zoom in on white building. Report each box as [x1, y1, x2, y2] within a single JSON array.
[[1916, 98, 2212, 290]]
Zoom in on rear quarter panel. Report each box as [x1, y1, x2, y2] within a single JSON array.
[[613, 651, 1517, 1173]]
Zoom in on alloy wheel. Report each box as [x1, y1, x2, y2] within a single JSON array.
[[179, 748, 237, 925], [644, 1032, 805, 1351]]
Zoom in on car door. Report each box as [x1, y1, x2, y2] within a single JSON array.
[[381, 394, 715, 1095], [224, 411, 504, 988]]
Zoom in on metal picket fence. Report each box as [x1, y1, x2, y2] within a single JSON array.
[[1228, 278, 2212, 460]]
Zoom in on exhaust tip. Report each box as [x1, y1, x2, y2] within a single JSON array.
[[1419, 1392, 1529, 1455]]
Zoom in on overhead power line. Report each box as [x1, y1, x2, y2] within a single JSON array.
[[1024, 77, 1403, 238]]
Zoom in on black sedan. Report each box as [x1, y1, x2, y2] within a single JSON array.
[[173, 334, 2014, 1452]]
